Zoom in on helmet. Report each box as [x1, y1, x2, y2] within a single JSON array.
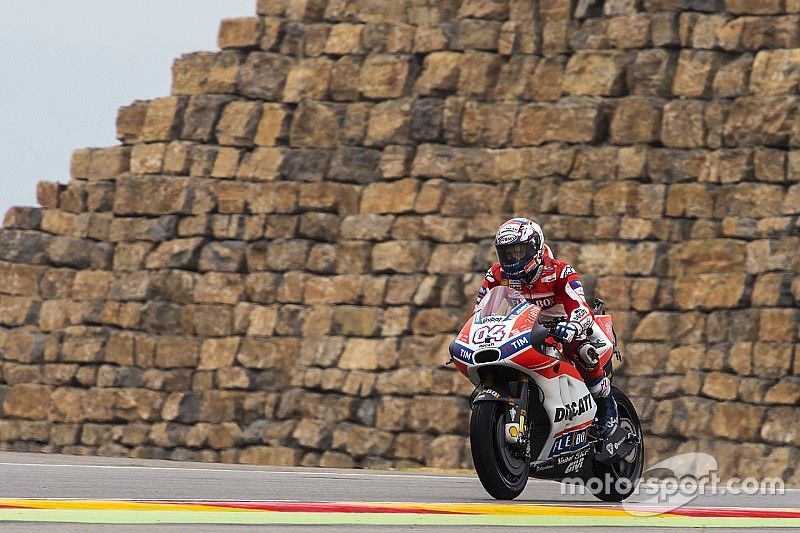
[[494, 218, 545, 282]]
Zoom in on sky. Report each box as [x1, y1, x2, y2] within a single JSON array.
[[0, 0, 255, 218]]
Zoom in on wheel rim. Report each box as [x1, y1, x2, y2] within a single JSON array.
[[491, 406, 527, 482]]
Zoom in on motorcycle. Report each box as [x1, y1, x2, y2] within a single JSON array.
[[448, 286, 644, 501]]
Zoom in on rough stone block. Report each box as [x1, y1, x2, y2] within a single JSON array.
[[114, 176, 190, 215], [172, 51, 242, 95], [237, 148, 285, 182], [360, 178, 418, 214], [325, 23, 364, 54], [216, 101, 263, 147], [130, 143, 166, 175], [750, 49, 800, 96], [289, 101, 342, 149], [458, 51, 501, 98], [513, 100, 604, 145], [674, 274, 746, 309], [194, 273, 243, 305], [116, 100, 149, 144], [673, 50, 721, 98], [85, 147, 131, 180], [218, 17, 263, 49], [563, 51, 627, 97], [628, 49, 676, 96], [141, 96, 187, 142], [610, 97, 663, 144], [413, 24, 455, 53], [661, 100, 706, 148], [358, 54, 412, 99], [713, 54, 753, 98], [607, 13, 652, 49], [328, 146, 382, 184], [283, 58, 333, 103], [461, 102, 515, 147], [724, 96, 799, 147], [372, 240, 431, 273], [4, 384, 50, 420], [237, 52, 293, 101], [457, 18, 501, 51], [366, 99, 412, 146], [725, 0, 784, 14]]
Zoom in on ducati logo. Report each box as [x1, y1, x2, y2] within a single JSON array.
[[554, 393, 593, 422]]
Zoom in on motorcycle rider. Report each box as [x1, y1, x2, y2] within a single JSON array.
[[476, 217, 631, 460]]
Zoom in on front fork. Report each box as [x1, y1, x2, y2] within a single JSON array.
[[503, 375, 530, 453]]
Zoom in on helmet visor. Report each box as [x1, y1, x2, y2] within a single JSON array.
[[496, 242, 535, 266]]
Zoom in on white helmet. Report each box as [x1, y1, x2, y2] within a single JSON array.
[[494, 217, 545, 282]]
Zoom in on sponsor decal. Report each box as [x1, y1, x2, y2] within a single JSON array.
[[564, 455, 585, 474], [484, 388, 500, 398], [531, 296, 555, 308], [497, 233, 517, 245], [451, 341, 473, 362], [472, 324, 506, 344], [560, 265, 576, 279], [555, 447, 589, 466], [549, 423, 591, 457], [509, 335, 529, 351], [554, 393, 593, 423], [541, 273, 556, 283], [568, 280, 585, 295], [565, 280, 587, 303]]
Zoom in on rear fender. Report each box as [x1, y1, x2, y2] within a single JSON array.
[[593, 315, 616, 369]]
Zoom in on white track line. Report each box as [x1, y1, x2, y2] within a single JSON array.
[[0, 462, 477, 481]]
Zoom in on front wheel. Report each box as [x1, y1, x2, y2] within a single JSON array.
[[470, 401, 529, 500], [589, 386, 645, 502]]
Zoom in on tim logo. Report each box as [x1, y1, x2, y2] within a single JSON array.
[[549, 427, 589, 456]]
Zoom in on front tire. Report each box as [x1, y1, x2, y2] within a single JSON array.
[[589, 386, 645, 502], [470, 401, 529, 500]]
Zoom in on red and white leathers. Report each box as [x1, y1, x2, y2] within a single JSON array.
[[476, 246, 613, 399]]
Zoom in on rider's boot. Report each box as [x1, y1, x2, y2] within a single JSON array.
[[588, 376, 636, 464], [586, 375, 618, 436], [595, 389, 620, 437]]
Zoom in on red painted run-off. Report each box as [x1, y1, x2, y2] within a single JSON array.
[[669, 506, 800, 519], [152, 501, 462, 515], [148, 501, 800, 519]]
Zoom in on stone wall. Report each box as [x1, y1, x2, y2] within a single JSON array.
[[0, 0, 798, 483]]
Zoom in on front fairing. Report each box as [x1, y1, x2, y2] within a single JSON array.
[[451, 286, 557, 374]]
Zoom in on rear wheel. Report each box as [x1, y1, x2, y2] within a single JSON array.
[[470, 401, 529, 500], [589, 387, 644, 502]]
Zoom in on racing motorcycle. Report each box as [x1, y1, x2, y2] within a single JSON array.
[[448, 286, 644, 501]]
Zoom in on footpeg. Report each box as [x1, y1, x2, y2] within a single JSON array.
[[595, 426, 637, 465]]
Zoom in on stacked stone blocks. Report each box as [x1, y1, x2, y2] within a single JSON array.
[[0, 0, 798, 481]]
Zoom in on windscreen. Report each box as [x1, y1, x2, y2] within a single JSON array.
[[475, 286, 527, 322]]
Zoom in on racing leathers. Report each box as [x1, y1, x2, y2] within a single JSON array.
[[476, 247, 618, 437]]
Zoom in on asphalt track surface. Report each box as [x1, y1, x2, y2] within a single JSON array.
[[0, 452, 797, 532]]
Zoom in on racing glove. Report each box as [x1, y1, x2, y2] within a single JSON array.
[[551, 321, 582, 344]]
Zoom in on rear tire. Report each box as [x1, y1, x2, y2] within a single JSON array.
[[470, 401, 529, 500], [589, 387, 644, 502]]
